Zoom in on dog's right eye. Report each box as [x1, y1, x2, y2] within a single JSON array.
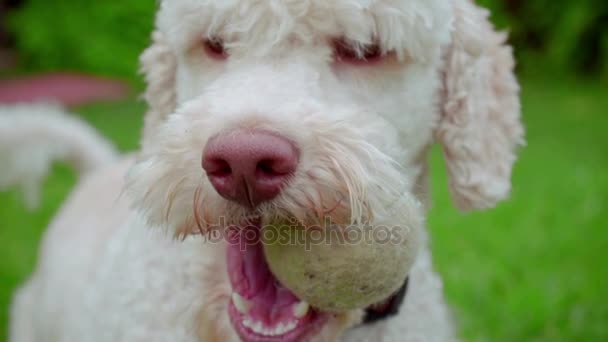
[[203, 38, 228, 60]]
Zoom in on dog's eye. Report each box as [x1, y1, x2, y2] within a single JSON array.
[[334, 39, 384, 64], [204, 37, 228, 60]]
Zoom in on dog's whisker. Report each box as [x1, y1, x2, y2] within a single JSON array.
[[312, 187, 328, 223], [202, 203, 213, 231], [164, 177, 188, 224], [193, 186, 207, 235], [323, 198, 344, 217]]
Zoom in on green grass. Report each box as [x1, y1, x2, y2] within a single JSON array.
[[431, 75, 608, 341], [1, 74, 607, 341]]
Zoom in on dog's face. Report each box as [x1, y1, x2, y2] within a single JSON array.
[[127, 0, 523, 341]]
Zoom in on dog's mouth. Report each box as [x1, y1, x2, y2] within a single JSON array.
[[226, 221, 329, 342]]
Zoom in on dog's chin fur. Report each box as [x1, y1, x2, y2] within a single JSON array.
[[8, 0, 523, 341]]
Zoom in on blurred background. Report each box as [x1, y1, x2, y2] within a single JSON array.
[[0, 0, 606, 341]]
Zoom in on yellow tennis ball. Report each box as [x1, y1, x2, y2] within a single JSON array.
[[262, 219, 419, 312]]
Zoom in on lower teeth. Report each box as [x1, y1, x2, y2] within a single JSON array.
[[243, 318, 298, 336], [231, 292, 309, 335]]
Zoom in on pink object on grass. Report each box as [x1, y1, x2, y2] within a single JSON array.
[[0, 73, 129, 106]]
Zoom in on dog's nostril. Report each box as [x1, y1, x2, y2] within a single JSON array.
[[256, 159, 283, 177], [210, 159, 232, 177], [202, 157, 233, 179]]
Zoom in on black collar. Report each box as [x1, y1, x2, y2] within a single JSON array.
[[361, 276, 410, 325]]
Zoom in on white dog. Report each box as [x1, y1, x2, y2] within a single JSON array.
[[5, 0, 523, 341]]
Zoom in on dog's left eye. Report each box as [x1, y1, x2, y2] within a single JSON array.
[[203, 37, 228, 60], [334, 39, 384, 65]]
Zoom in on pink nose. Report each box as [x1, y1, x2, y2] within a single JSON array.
[[202, 131, 299, 208]]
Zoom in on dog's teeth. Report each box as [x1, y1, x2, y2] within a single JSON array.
[[241, 318, 299, 336], [274, 322, 286, 335], [266, 327, 277, 336], [293, 301, 310, 318], [284, 321, 298, 333], [274, 322, 291, 335], [232, 293, 252, 314]]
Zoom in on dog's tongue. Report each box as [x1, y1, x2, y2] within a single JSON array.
[[227, 224, 302, 325]]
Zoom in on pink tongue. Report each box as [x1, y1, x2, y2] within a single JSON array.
[[227, 224, 300, 324]]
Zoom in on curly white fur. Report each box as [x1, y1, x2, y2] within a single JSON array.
[[437, 0, 525, 211], [7, 0, 523, 341]]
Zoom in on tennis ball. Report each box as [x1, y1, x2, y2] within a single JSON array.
[[262, 219, 419, 312]]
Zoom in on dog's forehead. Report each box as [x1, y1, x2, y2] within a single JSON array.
[[157, 0, 453, 61]]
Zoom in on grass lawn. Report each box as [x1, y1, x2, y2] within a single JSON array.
[[1, 74, 607, 341]]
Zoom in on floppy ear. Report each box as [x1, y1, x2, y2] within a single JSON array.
[[436, 0, 525, 211], [140, 30, 177, 146]]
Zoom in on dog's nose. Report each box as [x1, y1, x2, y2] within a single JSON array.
[[202, 131, 298, 208]]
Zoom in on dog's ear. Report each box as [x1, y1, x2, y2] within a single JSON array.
[[436, 0, 524, 211], [140, 30, 177, 145]]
